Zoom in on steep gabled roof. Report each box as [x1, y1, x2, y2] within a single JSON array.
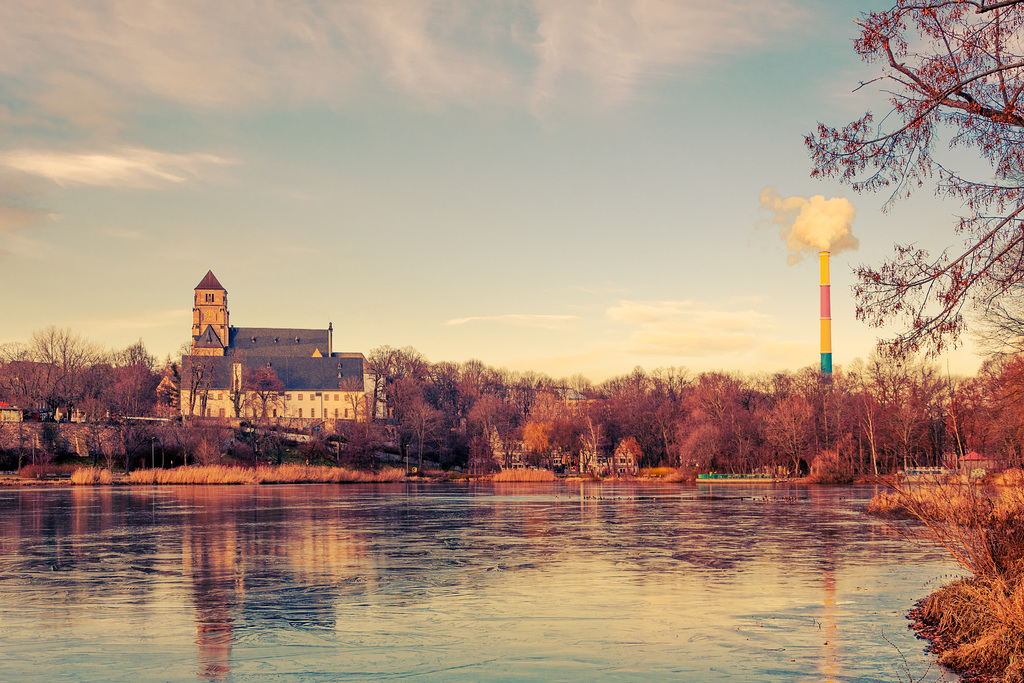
[[195, 325, 224, 348], [195, 270, 224, 291]]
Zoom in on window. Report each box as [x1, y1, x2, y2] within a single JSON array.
[[310, 393, 315, 401], [334, 394, 339, 401], [298, 408, 303, 418], [298, 393, 303, 401], [345, 409, 349, 418], [334, 409, 339, 419], [272, 409, 277, 418], [323, 409, 327, 419], [218, 408, 225, 418], [285, 394, 291, 401], [205, 293, 214, 303]]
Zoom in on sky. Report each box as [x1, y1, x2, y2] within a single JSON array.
[[0, 0, 987, 381]]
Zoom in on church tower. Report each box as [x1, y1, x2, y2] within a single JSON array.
[[191, 270, 229, 356]]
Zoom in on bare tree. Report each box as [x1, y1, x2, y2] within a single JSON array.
[[808, 2, 1024, 356], [184, 356, 218, 417], [242, 365, 284, 420]]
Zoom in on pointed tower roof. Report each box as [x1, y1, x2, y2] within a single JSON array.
[[195, 270, 224, 290]]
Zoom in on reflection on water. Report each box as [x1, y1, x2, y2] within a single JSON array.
[[0, 483, 959, 681]]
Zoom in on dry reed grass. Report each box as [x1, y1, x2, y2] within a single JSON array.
[[639, 467, 695, 483], [641, 467, 672, 478], [869, 478, 1024, 681], [918, 575, 1024, 682], [491, 468, 555, 482], [662, 468, 696, 483], [123, 464, 406, 485], [70, 467, 113, 485], [994, 467, 1024, 488]]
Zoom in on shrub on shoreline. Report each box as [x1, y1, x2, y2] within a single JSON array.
[[19, 464, 76, 480], [868, 474, 1024, 681]]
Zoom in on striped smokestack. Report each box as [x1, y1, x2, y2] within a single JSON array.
[[820, 250, 832, 374]]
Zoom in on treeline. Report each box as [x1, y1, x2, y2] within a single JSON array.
[[3, 327, 1024, 477], [364, 345, 1022, 478], [0, 327, 171, 422]]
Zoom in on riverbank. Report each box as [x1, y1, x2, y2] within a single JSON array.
[[2, 463, 884, 487], [868, 475, 1024, 682], [2, 464, 409, 486]]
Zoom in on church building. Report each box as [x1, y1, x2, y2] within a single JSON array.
[[181, 271, 367, 423]]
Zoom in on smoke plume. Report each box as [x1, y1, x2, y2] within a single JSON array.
[[759, 187, 858, 265]]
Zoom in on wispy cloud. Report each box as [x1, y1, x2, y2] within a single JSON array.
[[0, 148, 235, 188], [96, 309, 191, 331], [447, 313, 580, 329], [607, 299, 777, 357], [0, 0, 803, 130], [0, 174, 57, 259], [529, 0, 801, 112]]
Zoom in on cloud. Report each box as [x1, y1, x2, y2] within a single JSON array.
[[0, 174, 57, 259], [759, 187, 859, 265], [529, 0, 801, 112], [0, 203, 51, 232], [607, 299, 777, 357], [0, 0, 804, 130], [447, 313, 580, 329], [95, 309, 191, 331], [0, 148, 235, 188]]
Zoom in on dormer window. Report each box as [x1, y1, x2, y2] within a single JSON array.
[[295, 337, 300, 343], [251, 336, 257, 343]]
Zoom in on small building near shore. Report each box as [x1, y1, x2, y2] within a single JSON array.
[[0, 402, 22, 422], [960, 451, 997, 475]]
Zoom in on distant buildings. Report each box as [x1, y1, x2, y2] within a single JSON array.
[[180, 271, 367, 424], [0, 402, 21, 422]]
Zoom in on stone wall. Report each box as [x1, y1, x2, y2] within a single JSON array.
[[0, 422, 122, 460]]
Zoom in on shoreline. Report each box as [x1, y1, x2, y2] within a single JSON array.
[[1, 469, 863, 487]]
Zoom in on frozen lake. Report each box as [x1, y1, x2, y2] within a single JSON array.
[[0, 482, 961, 681]]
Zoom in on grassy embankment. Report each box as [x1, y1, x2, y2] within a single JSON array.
[[868, 470, 1024, 682], [68, 464, 407, 485]]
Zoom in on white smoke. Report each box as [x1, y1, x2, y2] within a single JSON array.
[[759, 187, 858, 265]]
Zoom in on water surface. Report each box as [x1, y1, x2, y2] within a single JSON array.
[[0, 483, 960, 681]]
